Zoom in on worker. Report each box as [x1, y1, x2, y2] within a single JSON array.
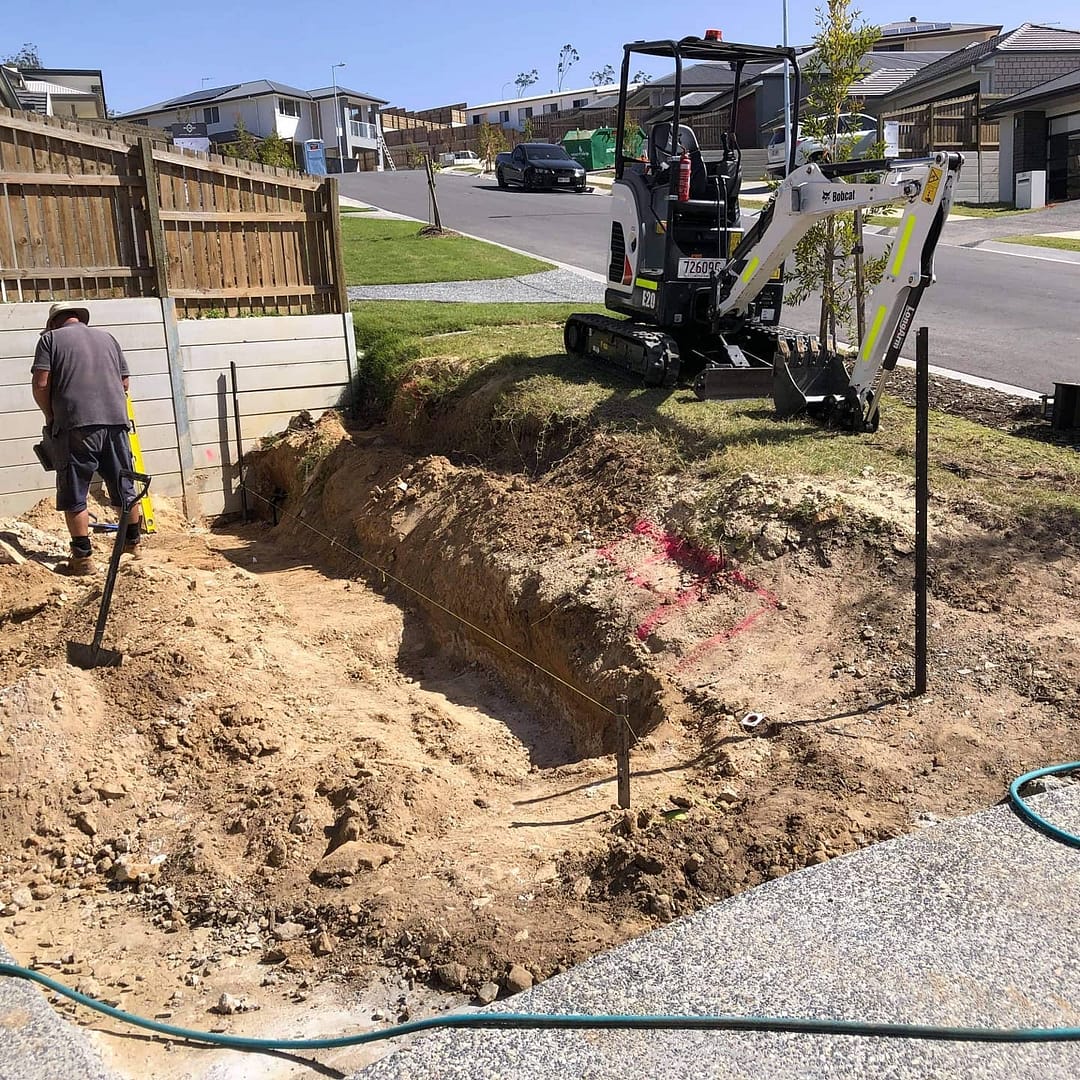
[[30, 301, 143, 576]]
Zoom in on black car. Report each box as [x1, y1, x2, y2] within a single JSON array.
[[496, 143, 587, 192]]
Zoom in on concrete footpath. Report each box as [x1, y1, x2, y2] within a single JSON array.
[[358, 786, 1080, 1080], [0, 945, 113, 1080]]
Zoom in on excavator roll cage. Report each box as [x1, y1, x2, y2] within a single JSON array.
[[562, 33, 962, 432]]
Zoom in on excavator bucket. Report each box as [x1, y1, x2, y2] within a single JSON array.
[[771, 337, 854, 419]]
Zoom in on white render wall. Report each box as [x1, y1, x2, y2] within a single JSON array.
[[0, 299, 354, 519]]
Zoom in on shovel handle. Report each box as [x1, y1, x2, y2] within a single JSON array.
[[119, 470, 152, 515], [87, 470, 152, 655]]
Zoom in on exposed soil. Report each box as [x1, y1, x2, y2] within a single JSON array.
[[1, 394, 1079, 1079]]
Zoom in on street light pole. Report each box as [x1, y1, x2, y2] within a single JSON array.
[[782, 0, 792, 173], [332, 62, 346, 173]]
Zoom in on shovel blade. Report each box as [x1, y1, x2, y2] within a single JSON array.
[[66, 641, 124, 669]]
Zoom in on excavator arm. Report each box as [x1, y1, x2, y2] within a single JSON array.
[[708, 151, 963, 430]]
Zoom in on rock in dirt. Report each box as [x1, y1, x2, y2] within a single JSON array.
[[9, 886, 33, 910], [312, 841, 397, 881], [434, 962, 468, 990], [476, 982, 499, 1006], [111, 857, 158, 885], [213, 992, 260, 1015], [312, 931, 335, 957], [272, 921, 306, 942], [505, 964, 533, 994], [74, 811, 98, 837]]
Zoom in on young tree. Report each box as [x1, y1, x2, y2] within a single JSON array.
[[783, 0, 884, 346], [2, 43, 42, 68], [521, 115, 535, 142], [556, 44, 579, 90], [258, 131, 296, 169], [223, 119, 260, 162], [590, 64, 615, 87], [476, 120, 507, 173], [514, 69, 538, 96]]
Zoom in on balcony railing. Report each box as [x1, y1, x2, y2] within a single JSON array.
[[349, 120, 378, 141]]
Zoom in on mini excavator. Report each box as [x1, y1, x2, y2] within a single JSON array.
[[563, 31, 962, 432]]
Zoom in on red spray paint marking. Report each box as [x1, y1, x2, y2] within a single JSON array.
[[598, 519, 779, 659]]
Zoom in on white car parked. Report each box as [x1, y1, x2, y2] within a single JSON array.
[[766, 113, 878, 177], [439, 150, 482, 168]]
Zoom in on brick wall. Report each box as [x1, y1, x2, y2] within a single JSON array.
[[992, 55, 1080, 97]]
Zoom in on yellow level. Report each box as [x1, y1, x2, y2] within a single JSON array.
[[126, 394, 156, 534]]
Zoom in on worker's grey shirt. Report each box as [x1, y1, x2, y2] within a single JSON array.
[[32, 323, 130, 433]]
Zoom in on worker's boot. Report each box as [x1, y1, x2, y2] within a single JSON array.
[[122, 521, 143, 560], [63, 538, 96, 576]]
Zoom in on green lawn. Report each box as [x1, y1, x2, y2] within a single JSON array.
[[341, 216, 553, 286], [949, 202, 1031, 218], [351, 300, 606, 413], [999, 234, 1080, 253]]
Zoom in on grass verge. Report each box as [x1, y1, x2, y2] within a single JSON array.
[[998, 235, 1080, 253], [949, 202, 1032, 218], [341, 217, 553, 286], [350, 301, 1080, 530]]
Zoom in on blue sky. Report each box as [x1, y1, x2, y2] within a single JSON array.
[[3, 2, 1078, 113]]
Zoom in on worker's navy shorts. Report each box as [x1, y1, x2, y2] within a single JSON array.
[[54, 425, 135, 513]]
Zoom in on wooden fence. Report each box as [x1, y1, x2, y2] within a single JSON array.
[[880, 92, 1000, 155], [0, 108, 346, 318]]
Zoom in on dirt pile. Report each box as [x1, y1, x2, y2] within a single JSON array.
[[0, 405, 1078, 1076]]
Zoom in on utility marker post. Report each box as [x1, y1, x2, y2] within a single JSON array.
[[616, 695, 631, 809], [914, 326, 929, 695]]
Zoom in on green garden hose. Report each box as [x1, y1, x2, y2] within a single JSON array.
[[1007, 761, 1080, 848], [1, 960, 1080, 1052]]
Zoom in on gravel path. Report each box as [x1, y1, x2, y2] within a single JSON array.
[[358, 785, 1080, 1080], [348, 268, 605, 305]]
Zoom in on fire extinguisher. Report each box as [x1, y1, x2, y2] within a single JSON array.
[[677, 149, 691, 202]]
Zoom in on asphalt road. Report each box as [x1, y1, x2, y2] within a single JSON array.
[[340, 170, 1080, 393]]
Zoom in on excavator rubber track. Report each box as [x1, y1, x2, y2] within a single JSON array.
[[564, 313, 681, 388]]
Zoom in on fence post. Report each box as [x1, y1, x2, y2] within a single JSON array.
[[138, 138, 169, 298], [160, 297, 202, 521], [914, 326, 929, 696], [616, 695, 631, 810], [324, 177, 349, 315]]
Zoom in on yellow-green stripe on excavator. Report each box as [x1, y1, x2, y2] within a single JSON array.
[[859, 305, 889, 365], [890, 217, 917, 278], [740, 256, 760, 283], [634, 278, 657, 290]]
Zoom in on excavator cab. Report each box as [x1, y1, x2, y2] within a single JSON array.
[[564, 34, 800, 390]]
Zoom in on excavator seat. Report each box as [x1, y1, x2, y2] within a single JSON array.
[[648, 122, 740, 226]]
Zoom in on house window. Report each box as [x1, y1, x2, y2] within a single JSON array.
[[518, 106, 533, 121], [544, 103, 558, 114], [572, 98, 589, 108], [499, 109, 510, 123], [277, 97, 302, 118], [203, 106, 219, 124], [471, 114, 481, 125]]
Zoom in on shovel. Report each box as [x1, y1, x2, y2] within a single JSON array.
[[67, 470, 151, 669]]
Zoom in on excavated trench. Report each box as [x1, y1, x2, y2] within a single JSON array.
[[247, 416, 691, 759]]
